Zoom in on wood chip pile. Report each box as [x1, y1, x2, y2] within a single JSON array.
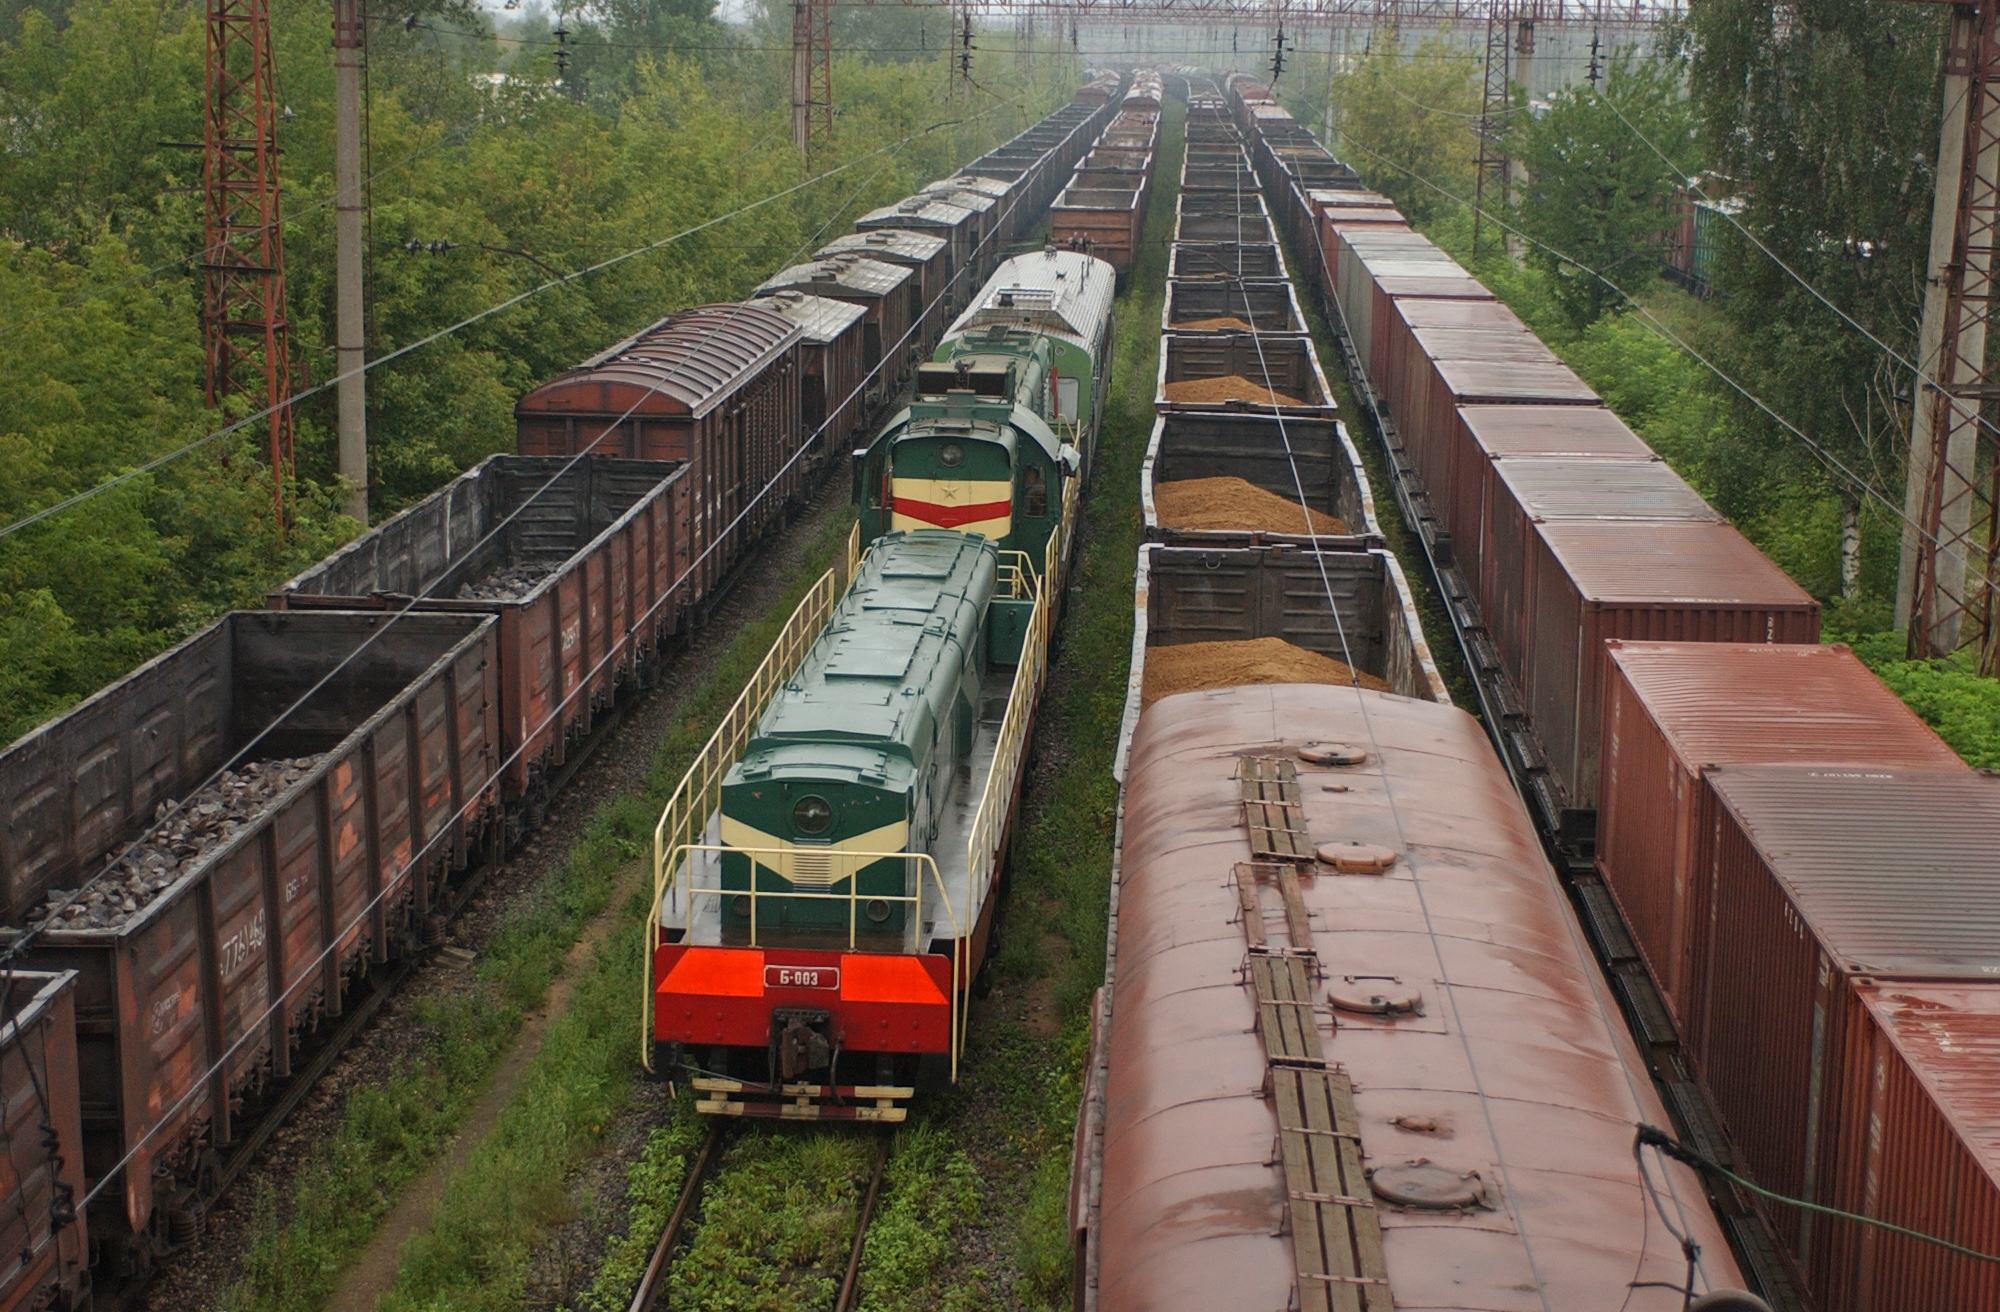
[[1154, 477, 1348, 536], [1162, 375, 1304, 406], [1141, 637, 1393, 708]]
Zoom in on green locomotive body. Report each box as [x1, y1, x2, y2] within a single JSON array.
[[718, 531, 999, 941]]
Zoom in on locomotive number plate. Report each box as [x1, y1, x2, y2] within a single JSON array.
[[765, 965, 840, 990]]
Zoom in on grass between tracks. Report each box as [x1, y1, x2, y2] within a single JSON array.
[[218, 508, 856, 1312]]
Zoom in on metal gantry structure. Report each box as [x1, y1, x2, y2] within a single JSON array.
[[201, 0, 294, 530], [1899, 0, 2000, 671]]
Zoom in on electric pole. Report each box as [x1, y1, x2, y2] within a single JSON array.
[[333, 0, 368, 524]]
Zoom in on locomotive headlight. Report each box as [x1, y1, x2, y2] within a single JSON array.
[[938, 443, 964, 468], [866, 898, 892, 923], [732, 895, 751, 917], [793, 794, 833, 835]]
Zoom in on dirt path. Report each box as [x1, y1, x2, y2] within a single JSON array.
[[323, 902, 626, 1312]]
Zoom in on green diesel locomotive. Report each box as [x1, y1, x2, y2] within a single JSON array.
[[649, 249, 1115, 1114]]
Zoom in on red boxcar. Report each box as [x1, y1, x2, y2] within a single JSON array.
[[516, 303, 804, 612]]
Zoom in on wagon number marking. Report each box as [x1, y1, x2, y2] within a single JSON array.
[[220, 910, 267, 979], [765, 966, 839, 990]]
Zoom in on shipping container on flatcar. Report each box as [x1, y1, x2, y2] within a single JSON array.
[[0, 611, 498, 1269], [1474, 457, 1719, 678], [755, 256, 920, 397], [1077, 680, 1752, 1311], [0, 971, 86, 1312], [1160, 279, 1303, 335], [1140, 413, 1378, 551], [814, 230, 951, 358], [1512, 519, 1819, 821], [1399, 356, 1603, 498], [1694, 767, 2000, 1309], [1156, 333, 1335, 417], [270, 456, 688, 817], [514, 304, 804, 613], [747, 292, 871, 456], [1443, 405, 1656, 569], [1595, 641, 1966, 1030]]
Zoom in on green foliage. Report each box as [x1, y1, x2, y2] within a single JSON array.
[[1686, 0, 1946, 603], [1505, 47, 1697, 328], [855, 1125, 981, 1312], [1327, 34, 1478, 224], [0, 0, 1061, 745], [1839, 632, 2000, 770], [668, 1131, 872, 1310], [576, 1097, 710, 1312]]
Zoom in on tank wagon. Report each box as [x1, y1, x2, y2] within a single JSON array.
[[1224, 80, 2000, 1311], [0, 91, 1112, 1295], [645, 250, 1117, 1119]]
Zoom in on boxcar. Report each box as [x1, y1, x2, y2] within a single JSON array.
[[0, 611, 498, 1266], [269, 456, 689, 816], [748, 292, 870, 456], [0, 971, 86, 1312], [755, 257, 919, 398], [814, 230, 952, 356], [855, 196, 980, 311], [515, 303, 804, 613]]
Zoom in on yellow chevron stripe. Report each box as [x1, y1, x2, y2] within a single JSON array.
[[719, 814, 912, 889], [890, 476, 1012, 504]]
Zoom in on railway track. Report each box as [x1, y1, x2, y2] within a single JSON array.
[[624, 1125, 891, 1312]]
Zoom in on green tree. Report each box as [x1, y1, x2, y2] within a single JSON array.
[[1329, 32, 1479, 224], [1687, 0, 1946, 601], [1506, 47, 1697, 330]]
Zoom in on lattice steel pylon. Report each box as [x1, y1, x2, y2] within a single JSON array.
[[1469, 0, 1512, 257], [202, 0, 294, 530], [791, 0, 833, 159], [1901, 1, 2000, 669]]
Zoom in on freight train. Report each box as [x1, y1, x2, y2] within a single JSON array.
[[0, 90, 1120, 1310], [645, 248, 1115, 1120], [1069, 73, 2000, 1312]]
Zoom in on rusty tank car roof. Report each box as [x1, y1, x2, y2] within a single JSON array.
[[1095, 683, 1744, 1311]]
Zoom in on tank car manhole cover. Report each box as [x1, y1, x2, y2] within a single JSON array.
[[1298, 742, 1369, 766], [1368, 1161, 1487, 1210], [1317, 840, 1398, 873]]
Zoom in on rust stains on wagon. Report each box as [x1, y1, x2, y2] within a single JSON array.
[[1082, 685, 1744, 1310], [0, 971, 87, 1312], [0, 611, 498, 1260]]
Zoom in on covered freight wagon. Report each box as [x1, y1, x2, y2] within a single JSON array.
[[0, 610, 498, 1266], [754, 256, 920, 397], [0, 971, 86, 1312], [748, 292, 871, 456], [814, 229, 951, 357], [855, 196, 980, 308], [270, 456, 691, 814], [514, 304, 804, 612]]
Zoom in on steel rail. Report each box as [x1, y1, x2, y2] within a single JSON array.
[[627, 1122, 727, 1312], [833, 1132, 893, 1312]]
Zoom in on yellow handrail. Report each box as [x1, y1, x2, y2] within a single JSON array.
[[659, 843, 967, 1081], [642, 571, 839, 1069]]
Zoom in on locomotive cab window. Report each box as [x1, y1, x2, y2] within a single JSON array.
[[1021, 465, 1047, 517]]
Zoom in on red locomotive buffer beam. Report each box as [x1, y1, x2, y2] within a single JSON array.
[[202, 0, 295, 529]]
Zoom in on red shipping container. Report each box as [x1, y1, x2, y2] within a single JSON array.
[[1391, 330, 1568, 481], [1518, 520, 1819, 814], [1405, 358, 1600, 503], [1596, 642, 1966, 1030], [1696, 768, 2000, 1305], [1445, 405, 1654, 561], [1812, 983, 2000, 1312]]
